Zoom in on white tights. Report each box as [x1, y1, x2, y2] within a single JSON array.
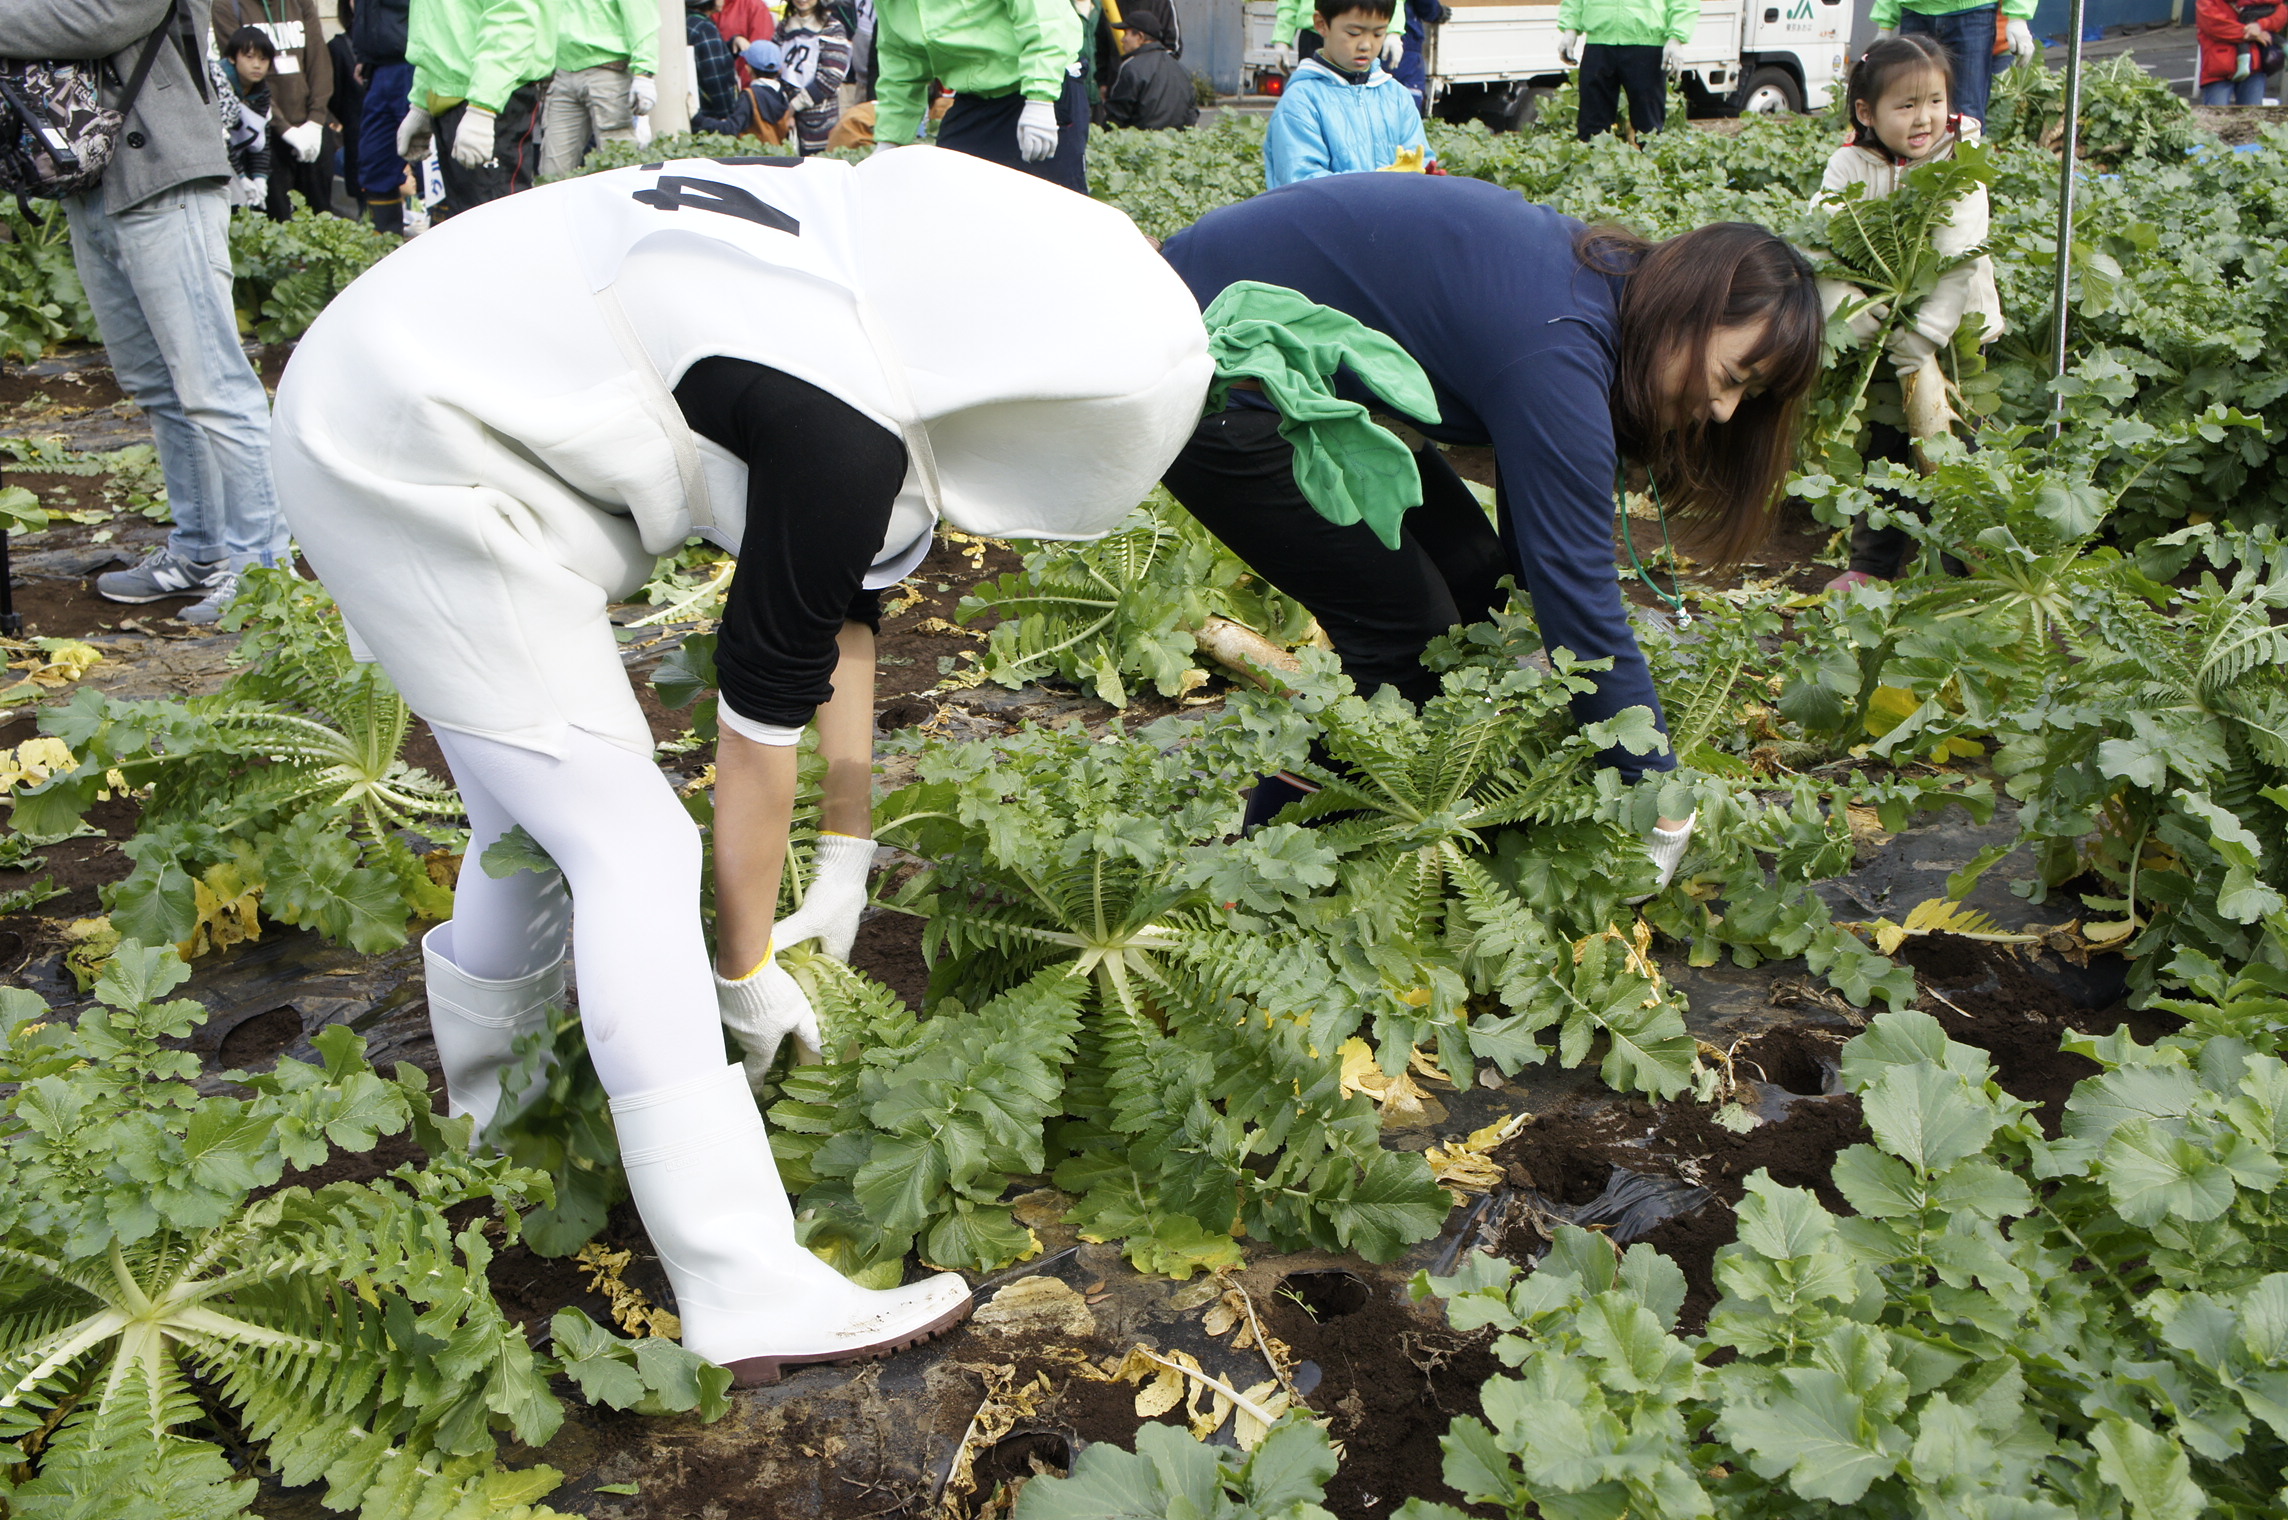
[[431, 725, 726, 1097]]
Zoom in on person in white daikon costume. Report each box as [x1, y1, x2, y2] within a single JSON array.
[[270, 148, 1217, 1385]]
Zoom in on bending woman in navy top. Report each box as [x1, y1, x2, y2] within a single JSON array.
[[1160, 173, 1822, 869]]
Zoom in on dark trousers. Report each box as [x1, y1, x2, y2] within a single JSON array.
[[357, 60, 414, 201], [1900, 4, 1998, 125], [1162, 407, 1507, 707], [1849, 421, 1968, 579], [264, 123, 336, 220], [1577, 42, 1666, 140], [435, 82, 544, 219], [936, 63, 1089, 194]]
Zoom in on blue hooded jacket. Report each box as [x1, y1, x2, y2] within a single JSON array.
[[1264, 54, 1434, 189]]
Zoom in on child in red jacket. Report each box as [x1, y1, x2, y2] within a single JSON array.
[[2198, 0, 2285, 105]]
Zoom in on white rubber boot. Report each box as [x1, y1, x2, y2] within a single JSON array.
[[611, 1062, 973, 1386], [421, 922, 564, 1136]]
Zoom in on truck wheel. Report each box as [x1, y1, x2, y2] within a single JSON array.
[[1734, 65, 1804, 115], [1502, 85, 1557, 130]]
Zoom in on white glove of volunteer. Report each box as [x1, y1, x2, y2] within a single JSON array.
[[1663, 39, 1683, 75], [1872, 25, 1897, 40], [770, 833, 878, 962], [1016, 97, 1059, 161], [1381, 31, 1405, 67], [281, 119, 324, 162], [629, 72, 657, 114], [230, 174, 266, 208], [1646, 812, 1697, 891], [2005, 18, 2037, 62], [716, 949, 824, 1089], [870, 140, 899, 155], [1559, 28, 1582, 63], [452, 105, 497, 169], [396, 104, 434, 161]]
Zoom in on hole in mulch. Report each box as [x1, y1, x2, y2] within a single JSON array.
[[972, 1429, 1072, 1501], [1733, 1027, 1833, 1097], [1277, 1270, 1372, 1321], [217, 1005, 304, 1071]]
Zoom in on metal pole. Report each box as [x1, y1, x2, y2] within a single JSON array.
[[0, 459, 21, 639], [2047, 0, 2088, 435]]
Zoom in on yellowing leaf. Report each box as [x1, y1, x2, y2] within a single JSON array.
[[1869, 897, 2039, 955], [0, 737, 74, 795], [2081, 918, 2138, 946], [1864, 685, 1921, 739]]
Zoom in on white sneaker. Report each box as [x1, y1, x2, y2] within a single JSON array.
[[422, 922, 566, 1136], [175, 568, 243, 626], [611, 1063, 972, 1385]]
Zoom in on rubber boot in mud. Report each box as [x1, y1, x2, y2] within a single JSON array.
[[611, 1062, 972, 1386], [420, 921, 563, 1137]]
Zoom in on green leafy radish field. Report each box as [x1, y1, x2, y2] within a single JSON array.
[[4, 55, 2288, 1519]]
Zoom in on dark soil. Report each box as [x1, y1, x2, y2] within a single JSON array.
[[1260, 1273, 1501, 1520], [849, 908, 931, 1010], [1896, 934, 2159, 1133], [1488, 1072, 1872, 1333]]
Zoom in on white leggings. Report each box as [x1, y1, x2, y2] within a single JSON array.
[[432, 725, 726, 1097]]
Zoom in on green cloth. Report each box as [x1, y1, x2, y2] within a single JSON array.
[[1202, 281, 1441, 552], [1871, 0, 2034, 27], [409, 0, 557, 115], [1555, 0, 1701, 48], [555, 0, 660, 75], [873, 0, 1084, 146]]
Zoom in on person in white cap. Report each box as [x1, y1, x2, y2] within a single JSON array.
[[270, 147, 1212, 1385]]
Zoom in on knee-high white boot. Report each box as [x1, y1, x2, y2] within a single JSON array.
[[421, 922, 564, 1135], [611, 1062, 973, 1386]]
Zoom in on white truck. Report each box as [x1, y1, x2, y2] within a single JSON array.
[[1242, 0, 1848, 128]]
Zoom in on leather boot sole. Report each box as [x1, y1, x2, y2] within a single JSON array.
[[723, 1292, 975, 1388]]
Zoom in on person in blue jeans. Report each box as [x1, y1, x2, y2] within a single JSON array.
[[0, 0, 291, 626], [1870, 0, 2037, 126], [350, 0, 414, 233]]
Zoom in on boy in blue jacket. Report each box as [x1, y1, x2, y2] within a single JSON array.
[[1265, 0, 1435, 188]]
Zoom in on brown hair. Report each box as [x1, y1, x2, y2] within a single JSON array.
[[1579, 221, 1823, 564], [1846, 34, 1954, 152]]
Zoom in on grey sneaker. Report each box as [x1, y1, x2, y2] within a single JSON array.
[[175, 569, 242, 627], [95, 546, 228, 604]]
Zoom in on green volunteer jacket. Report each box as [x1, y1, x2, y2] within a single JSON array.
[[409, 0, 557, 114], [1869, 0, 2034, 26], [1556, 0, 1700, 46], [874, 0, 1084, 145], [555, 0, 660, 74]]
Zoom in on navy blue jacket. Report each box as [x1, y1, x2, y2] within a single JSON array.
[[1162, 172, 1671, 779]]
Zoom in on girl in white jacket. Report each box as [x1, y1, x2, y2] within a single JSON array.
[[272, 148, 1213, 1385], [1814, 34, 2004, 590]]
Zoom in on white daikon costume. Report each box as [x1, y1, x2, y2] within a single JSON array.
[[270, 148, 1212, 1383]]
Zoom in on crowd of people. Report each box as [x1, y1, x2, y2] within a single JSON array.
[[173, 0, 1210, 231]]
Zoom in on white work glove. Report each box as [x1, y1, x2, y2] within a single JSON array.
[[396, 103, 434, 161], [1872, 25, 1896, 40], [1559, 28, 1582, 64], [451, 104, 497, 169], [2005, 17, 2037, 62], [281, 119, 324, 162], [230, 174, 266, 208], [1016, 97, 1059, 161], [786, 85, 815, 112], [1646, 812, 1697, 891], [716, 950, 824, 1089], [771, 833, 878, 962], [870, 139, 899, 155], [1663, 39, 1683, 74], [629, 72, 657, 114], [1381, 31, 1405, 67]]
